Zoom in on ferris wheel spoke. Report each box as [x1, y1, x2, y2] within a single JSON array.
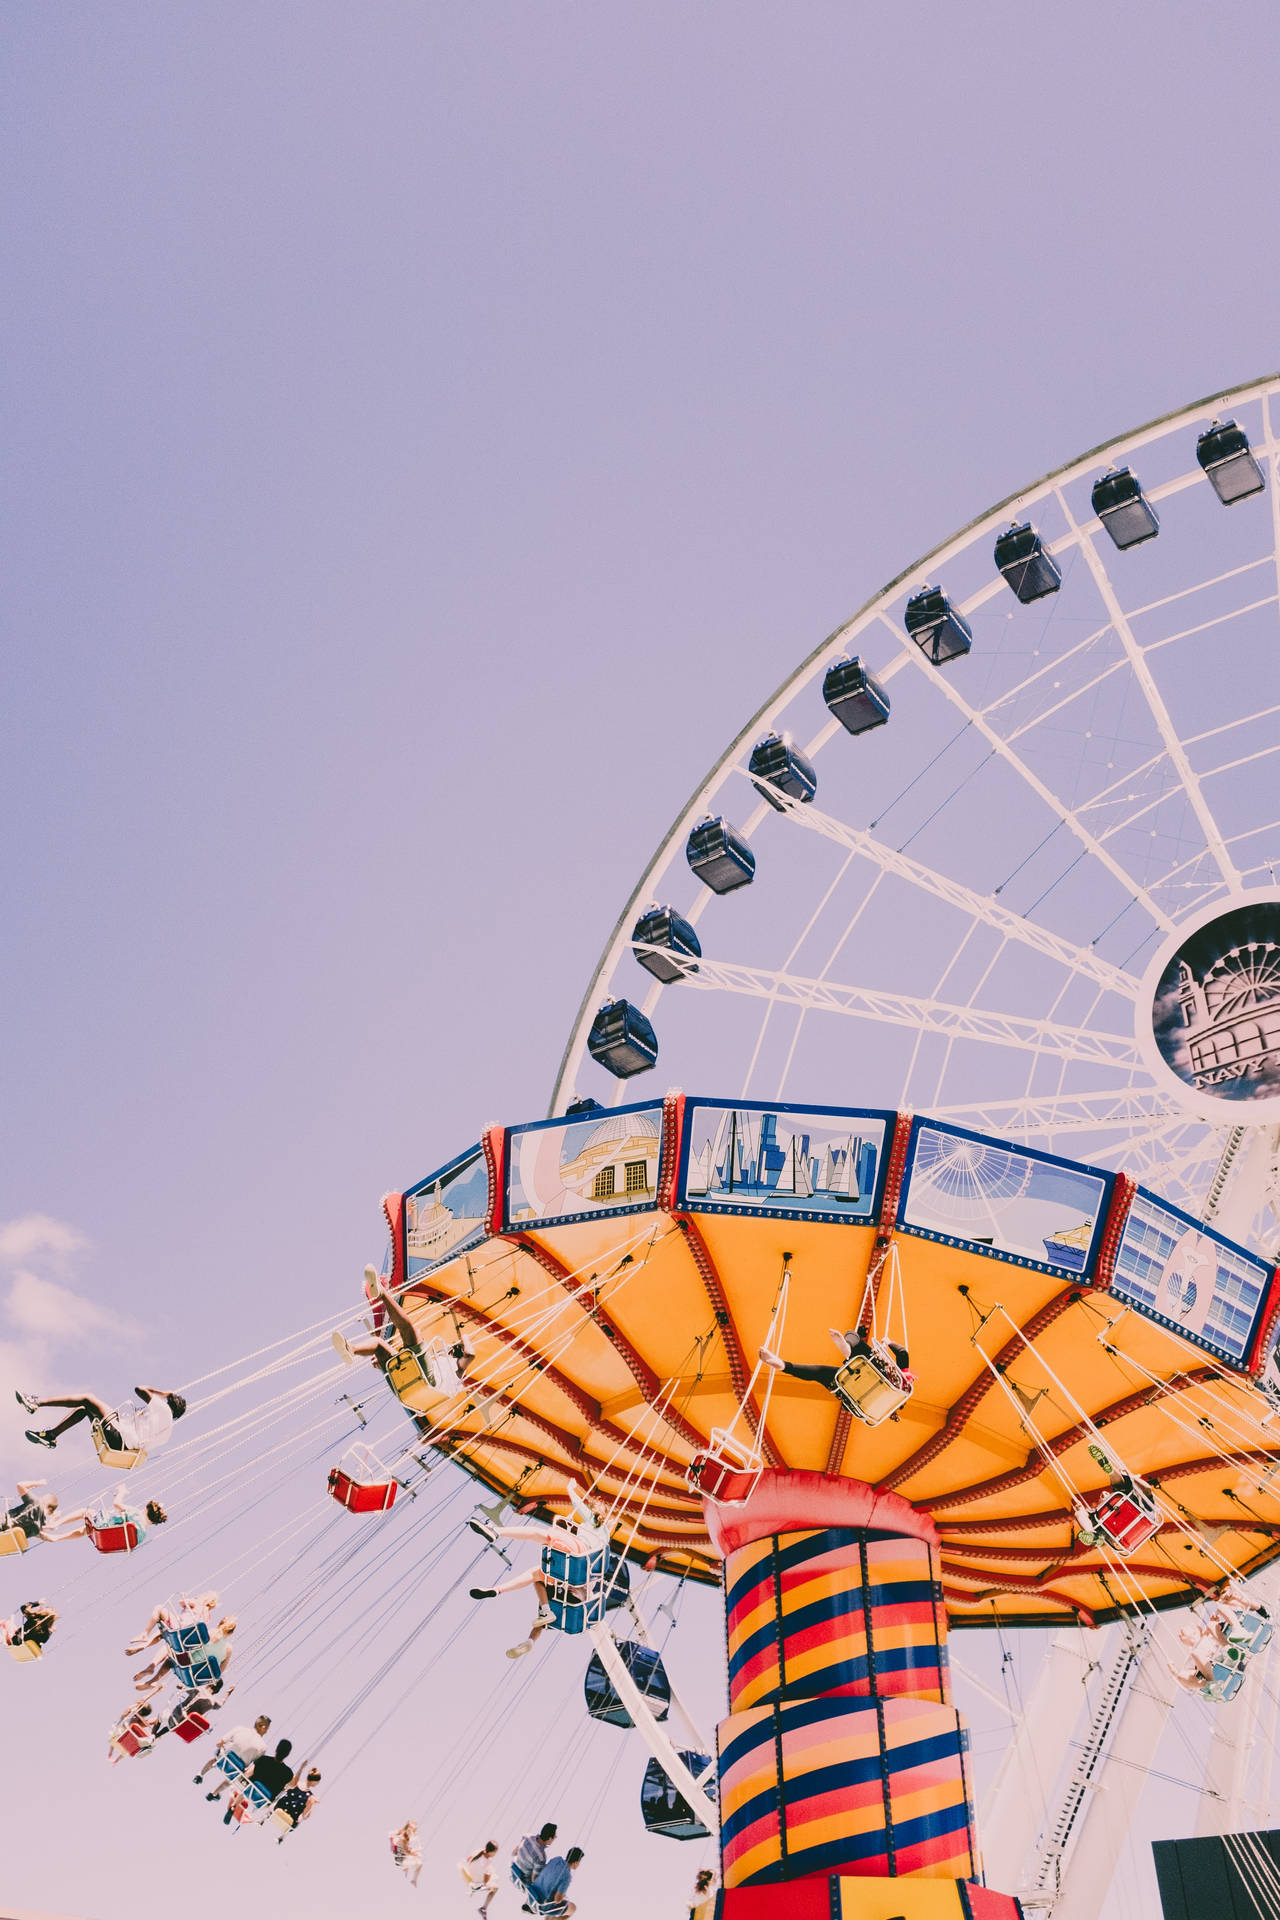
[[870, 614, 1177, 935], [744, 779, 1139, 999], [1055, 486, 1242, 892], [927, 1089, 1176, 1136], [644, 948, 1143, 1069]]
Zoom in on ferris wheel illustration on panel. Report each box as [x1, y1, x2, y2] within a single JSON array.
[[554, 375, 1280, 1248], [908, 1129, 1034, 1233]]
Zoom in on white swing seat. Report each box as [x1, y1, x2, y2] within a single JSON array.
[[832, 1345, 913, 1427]]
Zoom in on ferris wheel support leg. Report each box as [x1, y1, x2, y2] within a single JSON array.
[[1040, 1629, 1178, 1920], [704, 1469, 1023, 1920], [978, 1627, 1118, 1897]]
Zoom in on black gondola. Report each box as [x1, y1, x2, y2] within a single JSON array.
[[584, 1640, 672, 1727], [748, 732, 818, 809], [631, 905, 701, 984], [1091, 467, 1159, 550], [686, 815, 755, 894], [904, 586, 972, 666], [587, 1000, 658, 1079], [1197, 419, 1266, 505], [994, 522, 1062, 604], [640, 1752, 716, 1840], [822, 655, 890, 735]]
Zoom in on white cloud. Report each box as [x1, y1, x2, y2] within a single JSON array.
[[0, 1214, 135, 1471], [7, 1271, 127, 1342], [0, 1213, 89, 1268]]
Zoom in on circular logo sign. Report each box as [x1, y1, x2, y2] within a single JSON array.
[[1140, 891, 1280, 1120]]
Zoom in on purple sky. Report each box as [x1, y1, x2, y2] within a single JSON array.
[[4, 6, 1280, 1916]]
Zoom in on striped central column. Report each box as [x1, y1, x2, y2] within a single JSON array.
[[706, 1471, 1017, 1920]]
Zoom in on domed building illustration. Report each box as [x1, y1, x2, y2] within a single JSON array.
[[546, 1109, 663, 1208], [1176, 940, 1280, 1089]]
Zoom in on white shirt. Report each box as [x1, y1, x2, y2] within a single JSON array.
[[114, 1397, 175, 1450], [222, 1726, 266, 1764]]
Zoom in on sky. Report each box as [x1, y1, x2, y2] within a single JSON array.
[[4, 5, 1280, 1917]]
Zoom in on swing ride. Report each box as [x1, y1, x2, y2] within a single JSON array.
[[346, 374, 1280, 1916], [9, 374, 1280, 1920]]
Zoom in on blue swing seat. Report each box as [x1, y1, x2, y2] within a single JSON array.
[[162, 1618, 211, 1656], [538, 1544, 629, 1635], [510, 1865, 569, 1917], [214, 1748, 248, 1783], [1237, 1610, 1272, 1655], [1205, 1661, 1245, 1703], [176, 1650, 223, 1689]]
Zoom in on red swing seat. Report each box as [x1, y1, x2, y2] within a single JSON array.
[[1085, 1479, 1161, 1556], [110, 1718, 155, 1760], [327, 1443, 399, 1513], [172, 1709, 212, 1744], [687, 1448, 759, 1506], [89, 1518, 141, 1554]]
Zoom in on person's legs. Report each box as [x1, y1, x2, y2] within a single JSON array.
[[132, 1653, 173, 1688], [28, 1395, 110, 1442], [497, 1524, 558, 1547], [373, 1283, 420, 1352], [125, 1604, 169, 1654], [782, 1361, 841, 1390], [473, 1565, 542, 1600]]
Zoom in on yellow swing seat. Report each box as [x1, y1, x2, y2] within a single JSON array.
[[92, 1421, 146, 1471], [388, 1338, 458, 1409], [6, 1636, 42, 1663], [0, 1525, 30, 1556], [833, 1346, 913, 1428]]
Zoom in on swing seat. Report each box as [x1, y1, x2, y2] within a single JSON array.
[[687, 1429, 763, 1505], [510, 1867, 569, 1916], [0, 1524, 29, 1556], [1204, 1662, 1245, 1703], [88, 1517, 141, 1554], [214, 1749, 248, 1783], [268, 1806, 298, 1834], [231, 1780, 276, 1824], [110, 1720, 154, 1760], [832, 1346, 913, 1427], [540, 1543, 612, 1634], [178, 1651, 223, 1688], [1088, 1481, 1160, 1556], [6, 1636, 42, 1663], [1227, 1610, 1272, 1655], [91, 1420, 146, 1471], [172, 1710, 211, 1744], [327, 1465, 398, 1514], [162, 1615, 211, 1656]]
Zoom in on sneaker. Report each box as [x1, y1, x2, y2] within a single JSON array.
[[468, 1515, 498, 1544], [331, 1329, 355, 1364], [14, 1391, 37, 1414], [470, 1587, 498, 1601], [533, 1604, 554, 1626], [206, 1791, 221, 1800], [25, 1430, 54, 1449], [222, 1807, 233, 1825], [506, 1640, 532, 1660]]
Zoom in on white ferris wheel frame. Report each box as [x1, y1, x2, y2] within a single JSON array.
[[551, 372, 1280, 1234]]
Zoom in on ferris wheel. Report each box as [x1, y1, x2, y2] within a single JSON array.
[[555, 374, 1280, 1252]]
